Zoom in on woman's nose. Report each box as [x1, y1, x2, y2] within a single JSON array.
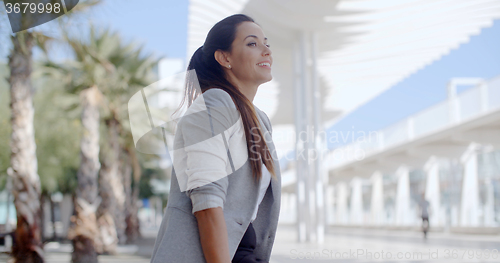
[[263, 46, 272, 56]]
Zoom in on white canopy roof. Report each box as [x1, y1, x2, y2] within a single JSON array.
[[186, 0, 500, 126]]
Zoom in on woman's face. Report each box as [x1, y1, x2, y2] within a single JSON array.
[[225, 21, 273, 85]]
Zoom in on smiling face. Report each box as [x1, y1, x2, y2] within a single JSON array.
[[221, 21, 273, 86]]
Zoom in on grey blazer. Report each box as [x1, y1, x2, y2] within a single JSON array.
[[150, 88, 281, 262]]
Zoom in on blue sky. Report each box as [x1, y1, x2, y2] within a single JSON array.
[[0, 0, 189, 61], [90, 0, 189, 59]]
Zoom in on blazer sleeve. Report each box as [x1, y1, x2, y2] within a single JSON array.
[[178, 88, 240, 214]]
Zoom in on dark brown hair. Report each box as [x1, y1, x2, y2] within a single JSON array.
[[177, 14, 276, 182]]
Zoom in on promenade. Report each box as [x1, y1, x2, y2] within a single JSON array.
[[271, 225, 500, 262], [1, 226, 499, 262]]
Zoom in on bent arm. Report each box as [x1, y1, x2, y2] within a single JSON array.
[[195, 207, 231, 263], [178, 89, 239, 262]]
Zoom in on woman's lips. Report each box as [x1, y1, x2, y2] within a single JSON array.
[[257, 62, 271, 69]]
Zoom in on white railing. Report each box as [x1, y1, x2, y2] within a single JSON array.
[[489, 76, 500, 110], [328, 75, 500, 169], [413, 101, 449, 137], [383, 121, 409, 147], [459, 86, 482, 120]]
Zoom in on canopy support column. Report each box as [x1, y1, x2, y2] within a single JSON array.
[[293, 30, 326, 243]]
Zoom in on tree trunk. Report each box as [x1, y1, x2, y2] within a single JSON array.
[[68, 86, 101, 263], [40, 195, 46, 242], [50, 197, 57, 241], [122, 151, 135, 243], [124, 148, 141, 243], [97, 116, 126, 253], [8, 32, 44, 263]]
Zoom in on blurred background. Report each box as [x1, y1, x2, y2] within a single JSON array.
[[0, 0, 499, 262]]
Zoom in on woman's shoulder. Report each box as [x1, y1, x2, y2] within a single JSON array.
[[179, 88, 240, 132], [181, 88, 238, 119], [202, 88, 237, 109], [253, 105, 272, 132]]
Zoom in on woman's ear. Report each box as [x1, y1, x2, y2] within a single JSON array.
[[214, 50, 231, 69]]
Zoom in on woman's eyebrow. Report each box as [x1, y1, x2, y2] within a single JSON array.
[[244, 35, 268, 41]]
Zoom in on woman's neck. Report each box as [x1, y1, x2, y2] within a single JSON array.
[[239, 84, 258, 103], [225, 75, 258, 102]]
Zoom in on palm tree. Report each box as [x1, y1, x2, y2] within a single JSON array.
[[57, 28, 117, 262], [8, 31, 44, 263], [82, 28, 159, 253], [101, 43, 159, 246], [43, 27, 117, 263], [4, 1, 101, 262], [80, 31, 160, 249], [7, 23, 61, 263]]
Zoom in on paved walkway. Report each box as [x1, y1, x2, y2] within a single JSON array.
[[0, 253, 150, 263], [270, 225, 500, 262], [0, 242, 151, 263], [1, 226, 499, 262]]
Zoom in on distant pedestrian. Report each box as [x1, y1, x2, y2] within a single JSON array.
[[419, 194, 430, 238]]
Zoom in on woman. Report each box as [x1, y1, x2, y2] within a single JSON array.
[[150, 14, 281, 263]]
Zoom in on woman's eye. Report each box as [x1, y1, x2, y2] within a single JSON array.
[[248, 42, 270, 48]]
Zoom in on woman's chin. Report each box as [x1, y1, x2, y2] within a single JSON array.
[[260, 75, 273, 83]]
